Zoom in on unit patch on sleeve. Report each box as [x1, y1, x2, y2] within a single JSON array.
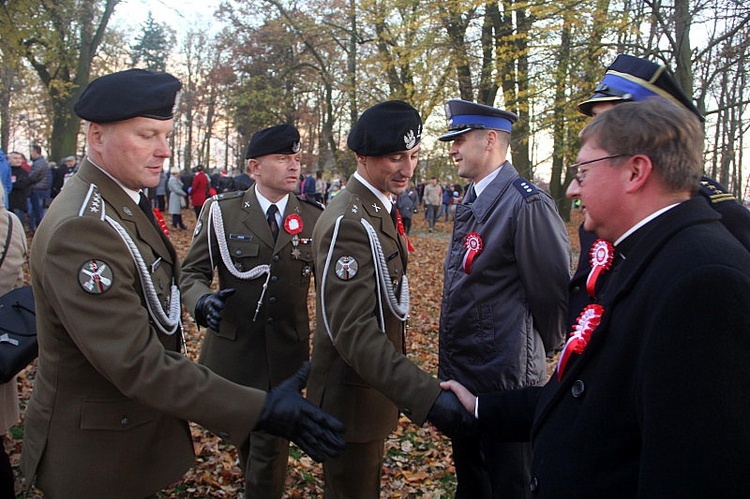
[[78, 259, 114, 294]]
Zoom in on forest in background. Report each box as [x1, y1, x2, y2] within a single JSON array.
[[1, 0, 749, 219]]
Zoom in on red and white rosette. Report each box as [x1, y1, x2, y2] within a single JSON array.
[[556, 303, 604, 381], [284, 213, 304, 235], [395, 209, 415, 252], [586, 239, 614, 298], [461, 232, 483, 274]]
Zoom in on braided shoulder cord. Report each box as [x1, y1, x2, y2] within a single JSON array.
[[104, 216, 181, 336], [360, 218, 410, 321], [320, 214, 346, 342], [208, 200, 270, 280]]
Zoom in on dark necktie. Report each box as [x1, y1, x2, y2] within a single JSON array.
[[464, 185, 476, 204], [138, 192, 158, 229], [267, 204, 279, 241]]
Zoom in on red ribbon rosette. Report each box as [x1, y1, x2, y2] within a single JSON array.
[[394, 209, 415, 252], [556, 303, 605, 380], [586, 239, 614, 298], [284, 214, 304, 235], [152, 207, 170, 238], [461, 232, 483, 274]]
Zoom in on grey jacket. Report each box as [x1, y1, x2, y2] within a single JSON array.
[[439, 162, 571, 394]]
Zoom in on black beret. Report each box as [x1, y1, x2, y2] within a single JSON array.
[[74, 68, 181, 123], [578, 54, 704, 121], [438, 99, 518, 141], [245, 124, 301, 159], [348, 100, 422, 156]]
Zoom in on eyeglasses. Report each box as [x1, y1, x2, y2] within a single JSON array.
[[567, 154, 631, 185]]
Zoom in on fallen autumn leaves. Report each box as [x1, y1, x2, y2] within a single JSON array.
[[10, 206, 582, 498]]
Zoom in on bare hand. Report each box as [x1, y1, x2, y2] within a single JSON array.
[[439, 380, 477, 415]]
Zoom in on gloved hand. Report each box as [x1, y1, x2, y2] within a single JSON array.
[[195, 288, 236, 330], [255, 362, 346, 462], [427, 390, 479, 439]]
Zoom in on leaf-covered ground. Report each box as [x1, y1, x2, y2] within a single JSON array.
[[9, 206, 582, 498]]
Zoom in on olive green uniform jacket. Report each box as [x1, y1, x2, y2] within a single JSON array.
[[308, 176, 441, 443], [21, 160, 267, 498], [181, 188, 322, 389]]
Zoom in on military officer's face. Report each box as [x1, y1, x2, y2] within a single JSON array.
[[88, 117, 172, 190], [357, 145, 419, 196], [251, 152, 301, 201], [448, 129, 501, 182]]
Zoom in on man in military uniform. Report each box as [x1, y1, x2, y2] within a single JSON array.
[[307, 100, 476, 498], [437, 99, 571, 498], [21, 69, 344, 499], [568, 54, 750, 326], [181, 124, 323, 498]]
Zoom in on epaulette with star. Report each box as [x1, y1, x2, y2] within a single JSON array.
[[295, 194, 324, 210], [77, 184, 106, 221], [513, 177, 540, 200], [214, 190, 245, 202], [699, 177, 737, 205]]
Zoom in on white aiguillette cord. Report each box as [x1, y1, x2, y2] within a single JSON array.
[[208, 200, 271, 321]]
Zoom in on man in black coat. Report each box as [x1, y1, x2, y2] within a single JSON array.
[[441, 100, 750, 497], [567, 53, 750, 328]]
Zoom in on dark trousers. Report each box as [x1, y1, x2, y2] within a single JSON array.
[[452, 434, 532, 499], [171, 214, 186, 229], [323, 439, 384, 498], [0, 443, 14, 498], [238, 430, 289, 499], [402, 216, 412, 234], [425, 204, 439, 229]]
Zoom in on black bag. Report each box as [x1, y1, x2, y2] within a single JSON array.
[[0, 286, 37, 383]]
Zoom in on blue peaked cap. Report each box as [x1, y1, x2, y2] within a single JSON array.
[[577, 54, 704, 121], [438, 99, 518, 141]]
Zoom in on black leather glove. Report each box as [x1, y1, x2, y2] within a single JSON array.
[[427, 390, 479, 439], [255, 362, 346, 462], [195, 288, 236, 330]]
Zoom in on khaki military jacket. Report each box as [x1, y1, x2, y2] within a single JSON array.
[[307, 176, 441, 443], [21, 160, 266, 498], [181, 187, 322, 389]]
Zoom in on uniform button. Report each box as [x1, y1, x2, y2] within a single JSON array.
[[572, 285, 581, 293], [571, 379, 585, 398], [235, 249, 242, 256], [270, 275, 278, 283], [269, 296, 276, 304], [529, 476, 539, 492], [120, 417, 129, 427], [266, 317, 274, 324], [273, 255, 280, 262]]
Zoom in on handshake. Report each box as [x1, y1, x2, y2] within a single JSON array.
[[426, 383, 479, 438], [255, 362, 346, 462]]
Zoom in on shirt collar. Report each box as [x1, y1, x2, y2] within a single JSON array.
[[87, 156, 141, 204], [472, 164, 504, 199], [615, 202, 680, 246], [254, 186, 289, 220], [354, 171, 394, 213]]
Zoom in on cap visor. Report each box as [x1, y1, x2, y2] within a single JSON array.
[[438, 128, 473, 142]]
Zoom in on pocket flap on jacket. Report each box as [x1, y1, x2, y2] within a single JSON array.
[[80, 398, 156, 431]]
